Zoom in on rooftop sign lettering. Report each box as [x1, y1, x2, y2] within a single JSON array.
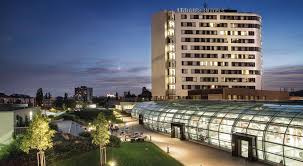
[[176, 8, 225, 13]]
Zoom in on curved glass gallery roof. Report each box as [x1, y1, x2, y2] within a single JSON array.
[[132, 101, 303, 166]]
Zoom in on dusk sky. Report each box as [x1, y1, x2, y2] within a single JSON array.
[[1, 0, 303, 97]]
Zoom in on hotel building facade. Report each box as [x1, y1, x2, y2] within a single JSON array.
[[152, 9, 262, 100]]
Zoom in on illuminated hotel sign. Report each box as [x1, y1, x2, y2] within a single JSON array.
[[176, 8, 225, 13]]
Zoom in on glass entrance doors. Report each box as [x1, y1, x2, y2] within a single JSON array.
[[174, 126, 181, 138], [171, 122, 186, 140], [241, 140, 249, 158], [232, 133, 258, 161]]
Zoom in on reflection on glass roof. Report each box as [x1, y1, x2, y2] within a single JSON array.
[[132, 101, 303, 166]]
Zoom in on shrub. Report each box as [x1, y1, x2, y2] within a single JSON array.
[[62, 114, 77, 121], [108, 135, 121, 147], [49, 123, 58, 131], [79, 132, 91, 138]]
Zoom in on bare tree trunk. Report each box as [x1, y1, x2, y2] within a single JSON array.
[[104, 147, 106, 164], [37, 151, 46, 166], [99, 146, 107, 166], [99, 145, 102, 166]]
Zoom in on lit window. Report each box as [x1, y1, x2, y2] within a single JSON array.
[[169, 69, 175, 76], [167, 29, 174, 36], [169, 52, 175, 59], [168, 77, 175, 84], [168, 44, 175, 52], [169, 85, 175, 89], [168, 21, 175, 28], [243, 70, 249, 75], [209, 23, 214, 27]]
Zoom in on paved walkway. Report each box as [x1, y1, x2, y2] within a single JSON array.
[[122, 116, 269, 166]]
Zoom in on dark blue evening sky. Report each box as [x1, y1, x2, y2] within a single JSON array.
[[1, 0, 303, 96]]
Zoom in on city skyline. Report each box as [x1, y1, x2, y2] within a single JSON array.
[[1, 0, 303, 96]]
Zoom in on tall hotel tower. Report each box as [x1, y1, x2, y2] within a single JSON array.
[[152, 9, 262, 100]]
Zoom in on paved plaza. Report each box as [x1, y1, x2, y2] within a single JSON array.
[[122, 117, 269, 166]]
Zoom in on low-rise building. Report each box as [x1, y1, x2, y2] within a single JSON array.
[[115, 102, 137, 113], [0, 105, 39, 146], [188, 88, 289, 101], [74, 86, 93, 102], [0, 93, 35, 106]]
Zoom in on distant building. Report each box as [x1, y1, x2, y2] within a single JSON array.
[[74, 86, 93, 102], [106, 93, 115, 98], [0, 93, 35, 106], [188, 88, 289, 101], [138, 87, 152, 101], [42, 98, 55, 109]]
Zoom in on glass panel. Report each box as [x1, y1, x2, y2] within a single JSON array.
[[234, 127, 246, 133], [265, 142, 283, 155], [285, 157, 303, 166], [241, 115, 254, 120], [272, 117, 292, 125], [220, 141, 231, 149], [235, 121, 249, 128], [266, 153, 283, 164], [189, 116, 200, 126], [266, 132, 284, 144], [248, 122, 266, 130], [284, 134, 303, 148], [210, 138, 219, 146], [267, 125, 287, 133], [219, 133, 231, 142], [252, 115, 270, 122], [258, 150, 264, 160], [219, 125, 232, 133], [209, 131, 218, 140], [284, 146, 303, 161], [241, 140, 249, 158], [291, 118, 303, 126]]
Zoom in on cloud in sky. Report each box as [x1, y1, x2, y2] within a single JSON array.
[[0, 57, 151, 96], [263, 65, 303, 91]]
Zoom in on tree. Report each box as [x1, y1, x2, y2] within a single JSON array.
[[53, 96, 64, 109], [91, 113, 110, 166], [115, 92, 119, 100], [64, 93, 68, 102], [20, 112, 55, 166], [36, 88, 43, 106]]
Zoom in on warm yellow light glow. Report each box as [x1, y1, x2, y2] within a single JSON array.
[[108, 161, 116, 166], [209, 23, 214, 27]]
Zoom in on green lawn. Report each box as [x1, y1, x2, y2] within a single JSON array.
[[50, 142, 183, 166]]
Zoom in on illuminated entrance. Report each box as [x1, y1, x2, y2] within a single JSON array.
[[139, 114, 144, 125], [232, 133, 258, 161], [171, 122, 185, 140]]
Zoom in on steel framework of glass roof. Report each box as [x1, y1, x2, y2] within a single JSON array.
[[131, 101, 303, 166]]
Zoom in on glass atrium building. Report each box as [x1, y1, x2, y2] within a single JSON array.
[[131, 101, 303, 166]]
